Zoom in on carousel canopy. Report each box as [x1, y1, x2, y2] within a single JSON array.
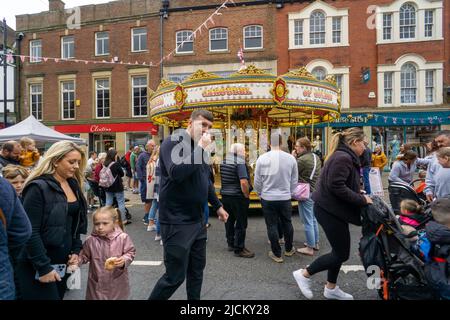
[[149, 65, 341, 128]]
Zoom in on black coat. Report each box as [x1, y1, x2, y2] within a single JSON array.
[[20, 175, 87, 276], [312, 144, 367, 226]]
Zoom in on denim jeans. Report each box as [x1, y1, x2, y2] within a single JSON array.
[[362, 167, 371, 195], [298, 197, 319, 248], [149, 199, 159, 221], [105, 191, 126, 221]]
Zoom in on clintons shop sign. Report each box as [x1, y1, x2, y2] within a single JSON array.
[[54, 123, 159, 135]]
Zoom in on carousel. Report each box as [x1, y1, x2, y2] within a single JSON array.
[[149, 65, 341, 208]]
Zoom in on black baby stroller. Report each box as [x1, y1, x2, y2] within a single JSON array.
[[359, 196, 437, 300], [388, 180, 427, 215]]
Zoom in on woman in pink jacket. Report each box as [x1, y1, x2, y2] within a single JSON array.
[[78, 206, 136, 300]]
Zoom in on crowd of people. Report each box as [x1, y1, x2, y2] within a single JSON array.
[[1, 111, 450, 301]]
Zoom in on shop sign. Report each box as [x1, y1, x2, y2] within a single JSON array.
[[55, 123, 159, 135], [90, 125, 112, 133]]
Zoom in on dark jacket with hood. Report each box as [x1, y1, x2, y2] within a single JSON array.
[[312, 143, 367, 226], [0, 178, 32, 300], [20, 174, 88, 277], [424, 221, 450, 299]]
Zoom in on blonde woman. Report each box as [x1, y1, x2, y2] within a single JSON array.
[[293, 127, 373, 300], [16, 141, 88, 300]]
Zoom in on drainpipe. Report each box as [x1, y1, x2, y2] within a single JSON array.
[[16, 32, 24, 121]]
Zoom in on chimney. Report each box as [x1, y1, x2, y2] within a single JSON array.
[[49, 0, 65, 11]]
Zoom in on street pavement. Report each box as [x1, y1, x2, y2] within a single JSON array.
[[65, 189, 381, 300]]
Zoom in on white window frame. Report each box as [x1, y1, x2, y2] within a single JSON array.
[[425, 70, 434, 103], [332, 17, 341, 44], [132, 27, 147, 52], [131, 75, 148, 118], [311, 67, 327, 80], [61, 80, 76, 120], [376, 0, 443, 44], [294, 20, 303, 46], [29, 40, 42, 63], [306, 59, 350, 109], [399, 3, 416, 39], [29, 83, 43, 121], [243, 25, 263, 50], [400, 63, 417, 104], [61, 36, 75, 59], [383, 13, 392, 40], [309, 11, 326, 45], [209, 28, 228, 52], [95, 32, 110, 56], [176, 30, 194, 54], [424, 10, 434, 38], [95, 79, 111, 119], [377, 54, 443, 107], [384, 72, 393, 105], [288, 1, 349, 49]]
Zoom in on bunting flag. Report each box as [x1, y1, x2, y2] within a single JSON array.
[[157, 0, 232, 66], [237, 47, 245, 65], [343, 113, 447, 126]]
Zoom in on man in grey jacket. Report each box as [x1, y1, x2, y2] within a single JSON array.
[[255, 132, 298, 263]]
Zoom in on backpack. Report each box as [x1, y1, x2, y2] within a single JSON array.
[[119, 155, 129, 169], [99, 162, 116, 188]]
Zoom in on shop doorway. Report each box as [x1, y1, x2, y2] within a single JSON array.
[[93, 134, 116, 153]]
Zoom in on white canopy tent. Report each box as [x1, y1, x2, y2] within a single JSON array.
[[0, 116, 86, 145]]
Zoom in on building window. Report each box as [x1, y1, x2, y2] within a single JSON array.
[[294, 20, 303, 46], [61, 81, 75, 120], [96, 79, 110, 118], [335, 74, 343, 91], [95, 32, 109, 56], [309, 11, 325, 45], [401, 63, 417, 104], [400, 4, 416, 39], [132, 76, 148, 117], [384, 72, 393, 104], [424, 10, 433, 38], [383, 14, 392, 40], [210, 28, 228, 51], [132, 28, 147, 52], [30, 84, 43, 120], [61, 36, 74, 59], [312, 67, 327, 81], [426, 70, 434, 103], [244, 25, 263, 49], [332, 17, 341, 44], [176, 30, 194, 53], [30, 40, 42, 63]]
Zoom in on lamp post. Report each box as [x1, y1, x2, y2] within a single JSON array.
[[1, 18, 7, 128]]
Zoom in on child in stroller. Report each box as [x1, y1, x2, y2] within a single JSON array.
[[359, 195, 437, 300], [397, 199, 431, 241], [388, 179, 427, 215], [421, 198, 450, 299]]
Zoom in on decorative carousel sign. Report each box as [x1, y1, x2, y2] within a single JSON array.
[[149, 65, 340, 128]]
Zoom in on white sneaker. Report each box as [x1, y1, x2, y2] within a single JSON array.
[[293, 269, 313, 299], [155, 235, 161, 241], [323, 286, 354, 300], [147, 225, 156, 232], [159, 240, 163, 246]]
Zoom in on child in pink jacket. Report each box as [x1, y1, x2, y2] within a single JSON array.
[[78, 206, 136, 300]]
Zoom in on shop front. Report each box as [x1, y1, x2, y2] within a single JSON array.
[[54, 122, 159, 155], [309, 110, 450, 166]]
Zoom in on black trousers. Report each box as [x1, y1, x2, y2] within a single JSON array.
[[15, 260, 68, 300], [149, 222, 207, 300], [222, 195, 250, 252], [306, 203, 351, 284], [260, 199, 294, 257]]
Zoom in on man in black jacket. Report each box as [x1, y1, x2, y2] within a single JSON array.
[[149, 110, 228, 300], [360, 140, 372, 195], [0, 141, 21, 173]]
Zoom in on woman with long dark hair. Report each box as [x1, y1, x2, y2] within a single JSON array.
[[103, 149, 128, 224]]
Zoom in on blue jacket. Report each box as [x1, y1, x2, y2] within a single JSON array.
[[136, 151, 151, 181], [0, 177, 32, 300]]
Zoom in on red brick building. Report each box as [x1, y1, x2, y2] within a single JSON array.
[[276, 0, 450, 163], [16, 0, 161, 153]]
